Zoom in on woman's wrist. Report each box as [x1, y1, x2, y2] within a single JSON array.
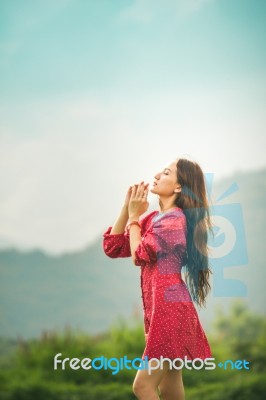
[[127, 220, 141, 231], [128, 215, 140, 223]]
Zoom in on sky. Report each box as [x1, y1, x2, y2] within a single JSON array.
[[0, 0, 265, 254]]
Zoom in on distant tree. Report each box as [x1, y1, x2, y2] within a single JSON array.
[[213, 300, 266, 371]]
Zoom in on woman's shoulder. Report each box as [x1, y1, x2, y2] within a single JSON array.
[[153, 207, 185, 222], [140, 207, 186, 231]]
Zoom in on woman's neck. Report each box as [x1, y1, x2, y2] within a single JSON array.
[[159, 197, 176, 213]]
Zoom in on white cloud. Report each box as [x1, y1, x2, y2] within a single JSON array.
[[0, 80, 265, 254]]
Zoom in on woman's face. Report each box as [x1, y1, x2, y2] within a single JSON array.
[[150, 160, 181, 196]]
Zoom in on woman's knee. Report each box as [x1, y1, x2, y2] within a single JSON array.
[[132, 377, 154, 398], [158, 371, 185, 400], [158, 382, 170, 398], [132, 378, 144, 397]]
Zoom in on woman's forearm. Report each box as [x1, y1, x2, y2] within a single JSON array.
[[110, 205, 129, 234], [129, 222, 142, 264]]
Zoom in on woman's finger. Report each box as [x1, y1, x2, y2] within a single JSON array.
[[130, 184, 137, 198], [143, 183, 149, 195], [136, 182, 144, 199]]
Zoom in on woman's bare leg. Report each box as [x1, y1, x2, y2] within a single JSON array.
[[132, 359, 170, 400], [158, 366, 185, 400]]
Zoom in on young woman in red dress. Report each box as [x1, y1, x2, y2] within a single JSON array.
[[103, 158, 212, 400]]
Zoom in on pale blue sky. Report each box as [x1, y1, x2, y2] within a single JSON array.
[[0, 0, 265, 253]]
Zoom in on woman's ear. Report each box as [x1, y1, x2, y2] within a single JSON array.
[[174, 185, 181, 193]]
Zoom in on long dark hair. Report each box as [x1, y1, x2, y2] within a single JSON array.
[[174, 158, 212, 308]]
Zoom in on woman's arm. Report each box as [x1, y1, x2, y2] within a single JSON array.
[[110, 185, 133, 234], [110, 204, 129, 234], [103, 186, 134, 258], [128, 183, 149, 264], [128, 219, 142, 264], [103, 183, 148, 260]]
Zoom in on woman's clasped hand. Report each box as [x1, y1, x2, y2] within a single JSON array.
[[124, 182, 149, 219]]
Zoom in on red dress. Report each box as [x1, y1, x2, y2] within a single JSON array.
[[103, 207, 212, 360]]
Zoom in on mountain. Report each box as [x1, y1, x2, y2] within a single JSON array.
[[0, 241, 141, 338], [0, 168, 266, 339], [202, 167, 266, 324]]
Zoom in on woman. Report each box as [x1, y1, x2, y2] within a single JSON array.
[[103, 158, 212, 400]]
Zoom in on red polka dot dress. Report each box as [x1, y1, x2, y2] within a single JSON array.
[[103, 207, 212, 360]]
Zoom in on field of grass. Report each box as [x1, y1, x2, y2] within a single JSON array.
[[0, 300, 265, 400]]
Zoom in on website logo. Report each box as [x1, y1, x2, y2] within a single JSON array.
[[206, 173, 248, 297], [53, 354, 250, 375]]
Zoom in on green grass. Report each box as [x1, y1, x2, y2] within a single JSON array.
[[0, 301, 265, 400]]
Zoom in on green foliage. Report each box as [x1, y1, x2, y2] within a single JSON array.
[[187, 374, 266, 400], [0, 301, 265, 399], [213, 300, 266, 372], [0, 381, 135, 400]]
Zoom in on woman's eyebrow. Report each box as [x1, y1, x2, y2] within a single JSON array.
[[164, 168, 171, 172]]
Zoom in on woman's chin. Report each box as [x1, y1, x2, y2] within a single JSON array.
[[150, 187, 157, 194]]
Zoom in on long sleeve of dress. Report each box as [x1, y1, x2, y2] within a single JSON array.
[[103, 227, 131, 258], [102, 211, 158, 259]]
